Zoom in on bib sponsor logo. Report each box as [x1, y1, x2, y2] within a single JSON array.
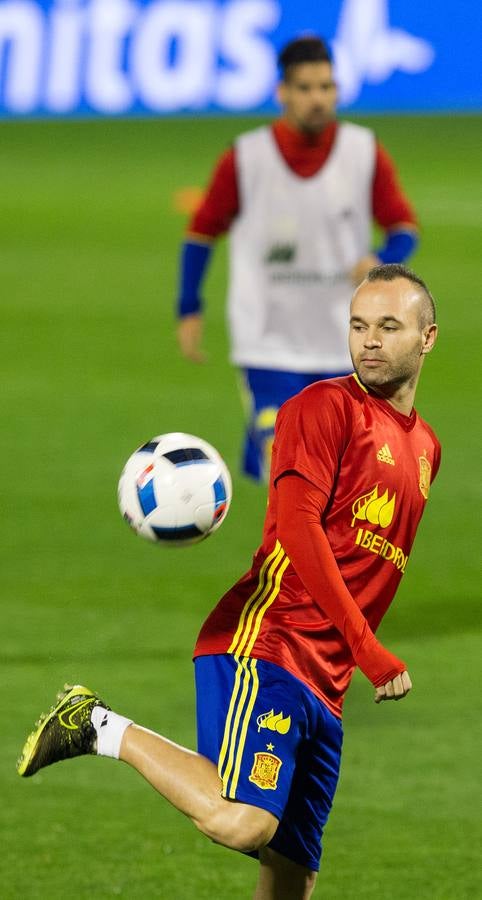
[[249, 752, 282, 790], [256, 709, 291, 734], [264, 243, 296, 264]]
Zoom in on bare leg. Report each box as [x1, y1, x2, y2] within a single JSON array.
[[120, 724, 278, 853], [253, 847, 317, 900]]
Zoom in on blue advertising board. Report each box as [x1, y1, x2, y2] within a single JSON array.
[[0, 0, 480, 117]]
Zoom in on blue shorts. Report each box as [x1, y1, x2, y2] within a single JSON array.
[[194, 654, 343, 871], [240, 367, 351, 481]]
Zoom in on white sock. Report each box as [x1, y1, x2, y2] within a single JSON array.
[[91, 706, 133, 759]]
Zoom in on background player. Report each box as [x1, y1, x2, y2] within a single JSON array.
[[176, 35, 419, 480], [19, 264, 440, 900]]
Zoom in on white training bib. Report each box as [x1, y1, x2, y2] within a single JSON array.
[[228, 122, 375, 372]]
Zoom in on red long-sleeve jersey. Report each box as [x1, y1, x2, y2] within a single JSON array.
[[195, 375, 440, 717], [188, 119, 418, 241]]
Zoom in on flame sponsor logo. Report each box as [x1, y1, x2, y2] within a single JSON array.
[[249, 752, 282, 791], [351, 484, 411, 571], [419, 455, 431, 499], [351, 485, 396, 528], [256, 709, 291, 735]]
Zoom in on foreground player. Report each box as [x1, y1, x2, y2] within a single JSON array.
[[176, 35, 419, 480], [19, 265, 439, 900]]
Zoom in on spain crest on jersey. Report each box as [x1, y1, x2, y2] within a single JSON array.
[[249, 752, 282, 791], [419, 455, 431, 499]]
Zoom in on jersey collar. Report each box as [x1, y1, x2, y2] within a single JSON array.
[[351, 373, 417, 431]]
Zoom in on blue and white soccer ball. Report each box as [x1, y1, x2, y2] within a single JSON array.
[[118, 432, 232, 546]]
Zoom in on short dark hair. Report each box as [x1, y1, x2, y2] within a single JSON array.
[[367, 263, 436, 327], [278, 36, 332, 81]]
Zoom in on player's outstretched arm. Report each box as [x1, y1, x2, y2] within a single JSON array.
[[276, 473, 408, 696], [375, 670, 412, 704]]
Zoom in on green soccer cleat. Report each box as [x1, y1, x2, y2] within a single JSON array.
[[17, 684, 109, 777]]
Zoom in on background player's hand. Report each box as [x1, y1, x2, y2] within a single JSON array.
[[177, 313, 207, 363], [350, 254, 380, 286], [375, 670, 412, 704]]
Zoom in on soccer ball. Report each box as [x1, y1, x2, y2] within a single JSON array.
[[118, 432, 232, 546]]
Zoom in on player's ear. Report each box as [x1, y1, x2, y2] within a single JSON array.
[[421, 323, 438, 355], [276, 81, 287, 107]]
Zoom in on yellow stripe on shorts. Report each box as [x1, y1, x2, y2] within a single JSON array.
[[218, 657, 259, 799]]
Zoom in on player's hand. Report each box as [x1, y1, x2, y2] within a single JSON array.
[[375, 670, 412, 704], [177, 313, 207, 363], [350, 254, 380, 286]]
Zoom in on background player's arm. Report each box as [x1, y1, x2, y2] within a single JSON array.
[[276, 472, 412, 702], [350, 143, 419, 286], [175, 148, 239, 362], [176, 311, 206, 364]]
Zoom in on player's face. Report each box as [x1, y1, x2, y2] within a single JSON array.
[[349, 279, 437, 392], [277, 62, 337, 134]]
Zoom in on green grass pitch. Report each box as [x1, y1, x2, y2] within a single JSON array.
[[1, 114, 481, 898]]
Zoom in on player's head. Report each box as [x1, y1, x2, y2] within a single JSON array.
[[277, 36, 337, 134], [349, 263, 438, 398], [366, 264, 436, 329]]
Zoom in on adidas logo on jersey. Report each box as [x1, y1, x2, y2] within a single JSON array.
[[377, 444, 395, 465]]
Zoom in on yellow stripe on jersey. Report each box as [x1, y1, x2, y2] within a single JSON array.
[[218, 657, 259, 799], [243, 553, 291, 657], [352, 372, 368, 393], [227, 541, 284, 654]]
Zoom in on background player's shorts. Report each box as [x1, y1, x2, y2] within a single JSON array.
[[194, 653, 343, 871], [240, 367, 351, 481]]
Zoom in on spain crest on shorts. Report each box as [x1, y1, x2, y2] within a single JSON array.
[[249, 752, 282, 790], [419, 454, 431, 499]]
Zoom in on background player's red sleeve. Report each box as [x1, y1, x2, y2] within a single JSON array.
[[188, 147, 239, 239], [276, 473, 406, 687], [373, 143, 418, 230]]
